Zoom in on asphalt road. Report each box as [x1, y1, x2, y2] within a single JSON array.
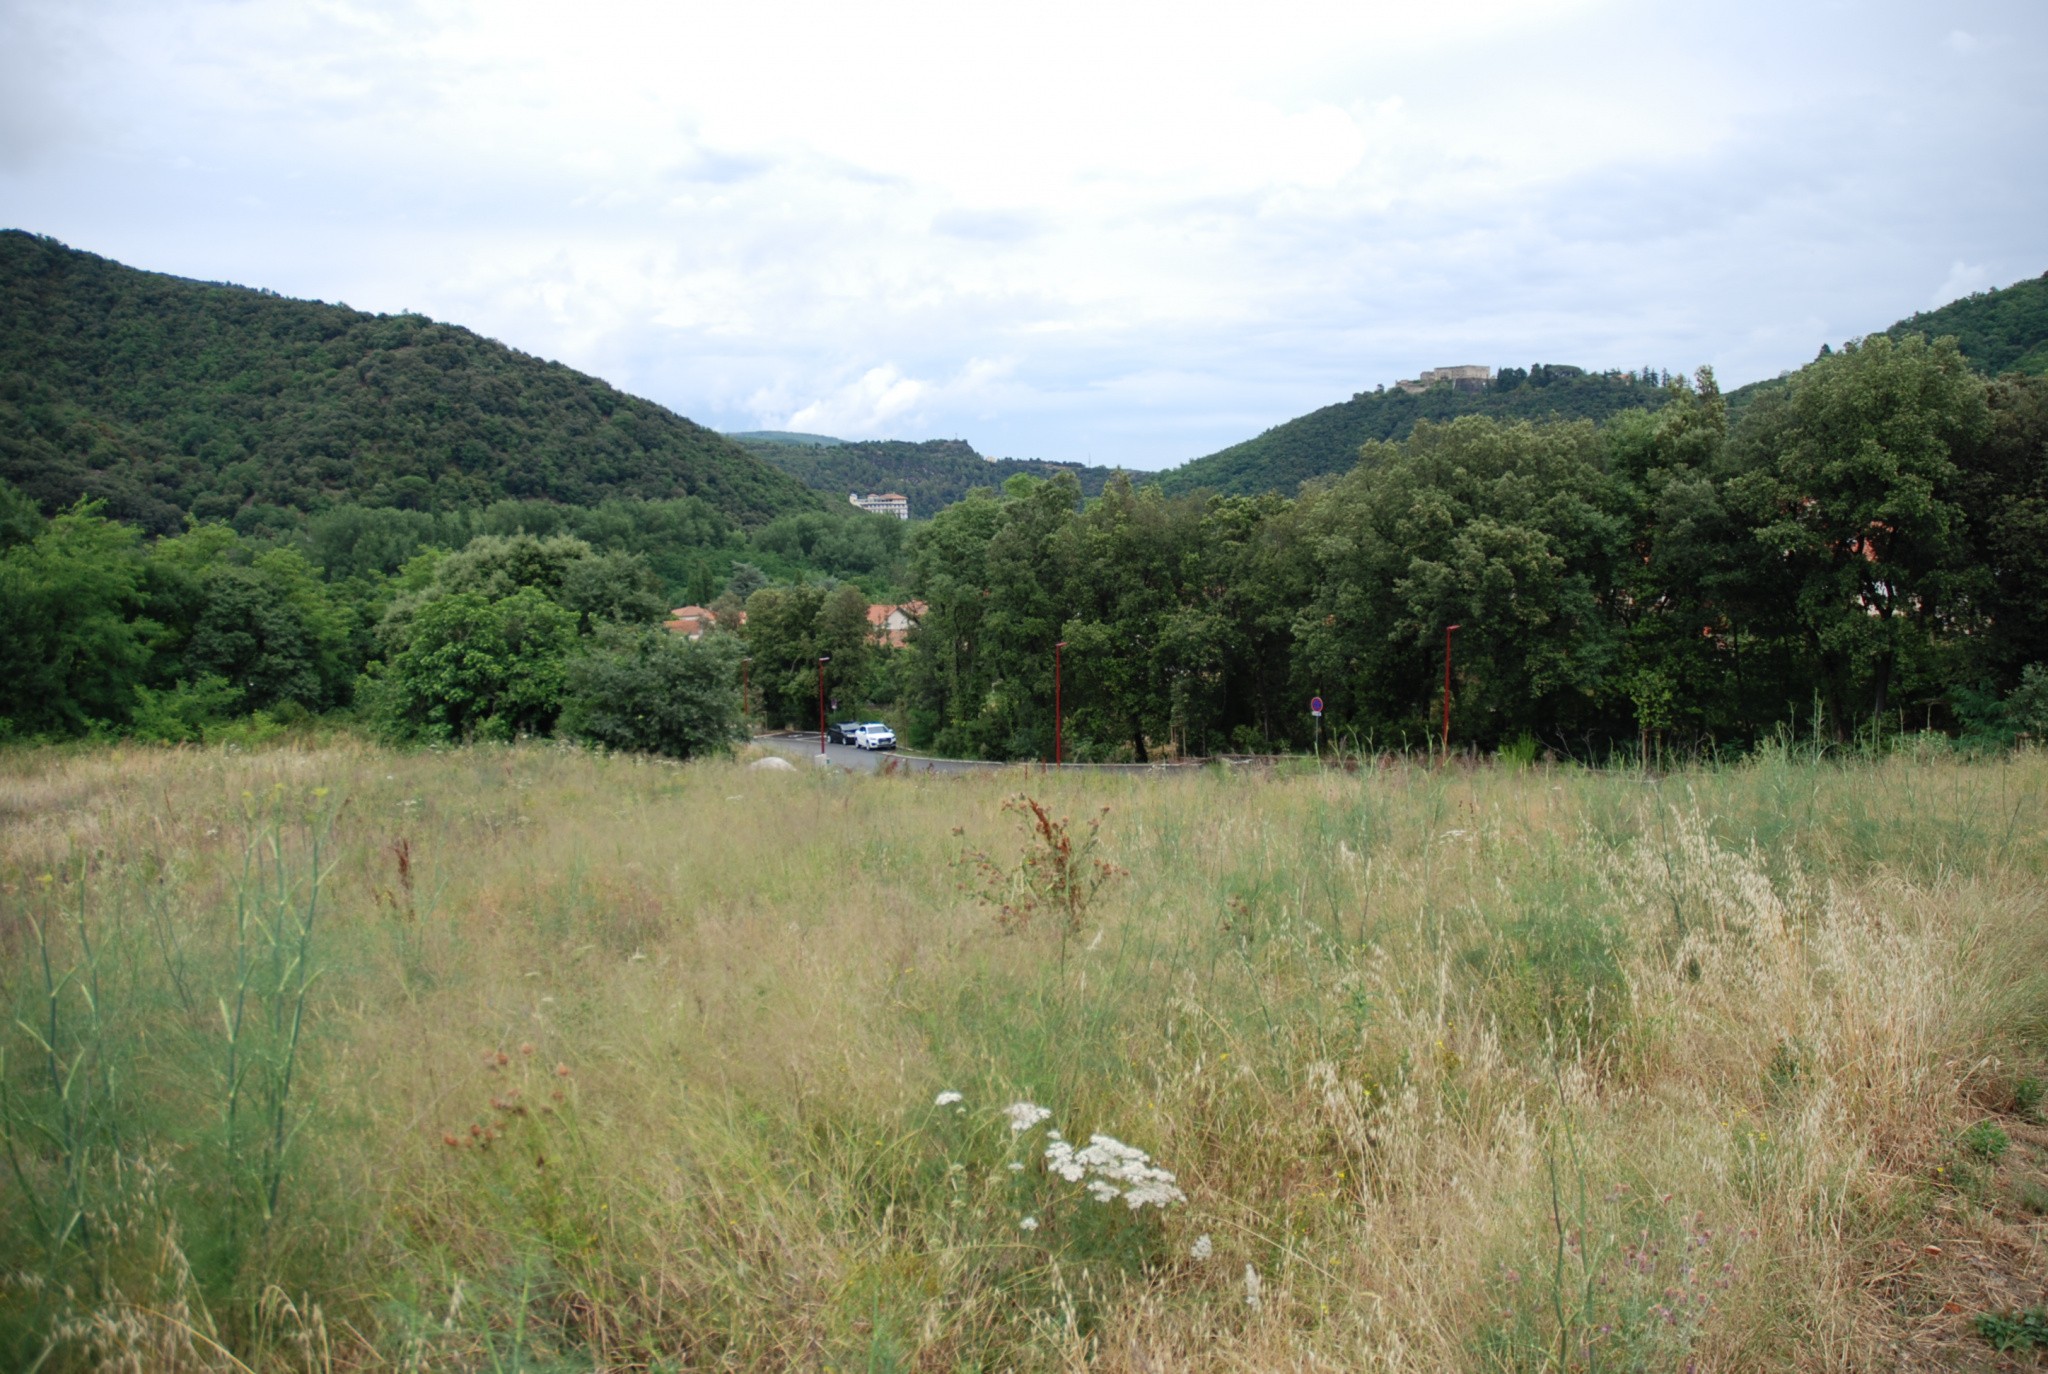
[[751, 733, 1011, 775], [750, 733, 1217, 776]]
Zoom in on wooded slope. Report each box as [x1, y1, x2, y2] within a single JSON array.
[[0, 231, 821, 533]]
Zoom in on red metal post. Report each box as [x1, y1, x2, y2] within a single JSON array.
[[1054, 641, 1067, 766], [817, 655, 830, 754], [1442, 624, 1461, 758]]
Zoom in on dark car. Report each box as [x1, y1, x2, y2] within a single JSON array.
[[827, 720, 863, 745]]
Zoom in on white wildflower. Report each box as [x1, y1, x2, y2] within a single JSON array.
[[1190, 1234, 1213, 1261], [1006, 1101, 1053, 1133], [1042, 1133, 1185, 1210], [1244, 1264, 1262, 1310], [933, 1090, 963, 1107], [1019, 1216, 1039, 1231]]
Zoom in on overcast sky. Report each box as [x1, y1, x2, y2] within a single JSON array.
[[3, 0, 2044, 468]]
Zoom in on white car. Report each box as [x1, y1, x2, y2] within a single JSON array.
[[853, 722, 897, 750]]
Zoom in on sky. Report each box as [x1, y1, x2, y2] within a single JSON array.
[[2, 1, 2045, 470]]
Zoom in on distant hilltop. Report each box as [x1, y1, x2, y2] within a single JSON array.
[[725, 429, 846, 447]]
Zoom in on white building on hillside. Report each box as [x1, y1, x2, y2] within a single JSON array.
[[851, 492, 911, 520]]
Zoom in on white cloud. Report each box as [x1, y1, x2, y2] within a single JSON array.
[[783, 358, 1014, 439], [1934, 260, 1992, 308], [786, 366, 930, 437]]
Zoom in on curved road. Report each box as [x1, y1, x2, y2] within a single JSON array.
[[750, 732, 1201, 776], [751, 732, 1012, 775]]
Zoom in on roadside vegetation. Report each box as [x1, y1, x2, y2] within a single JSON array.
[[3, 740, 2044, 1370]]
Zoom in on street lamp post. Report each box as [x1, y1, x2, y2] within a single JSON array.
[[1442, 624, 1462, 760], [1054, 640, 1068, 766], [817, 655, 831, 756]]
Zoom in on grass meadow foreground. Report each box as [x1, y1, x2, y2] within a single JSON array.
[[2, 743, 2047, 1371]]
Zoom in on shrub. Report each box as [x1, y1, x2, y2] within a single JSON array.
[[129, 674, 241, 743], [1960, 1120, 2010, 1161], [1977, 1307, 2048, 1353], [560, 625, 744, 760]]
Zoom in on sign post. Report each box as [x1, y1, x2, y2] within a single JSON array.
[[817, 656, 831, 756], [1442, 625, 1461, 763], [1309, 695, 1324, 763]]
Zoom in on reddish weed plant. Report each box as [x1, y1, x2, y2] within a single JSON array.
[[958, 794, 1125, 965]]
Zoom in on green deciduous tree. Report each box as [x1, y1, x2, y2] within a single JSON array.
[[561, 626, 744, 759], [1725, 335, 1990, 730], [0, 502, 149, 735], [368, 587, 577, 742]]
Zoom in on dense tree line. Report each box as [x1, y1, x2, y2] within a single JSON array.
[[0, 231, 822, 533], [0, 483, 904, 754], [738, 435, 1125, 514], [892, 339, 2048, 760]]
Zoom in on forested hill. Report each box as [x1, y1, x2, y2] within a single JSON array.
[[1881, 271, 2048, 375], [1158, 272, 2048, 499], [0, 231, 822, 533], [1153, 367, 1673, 497], [1718, 271, 2048, 419], [735, 434, 1125, 514]]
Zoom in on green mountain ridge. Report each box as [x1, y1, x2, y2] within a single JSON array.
[[0, 230, 823, 533], [735, 435, 1125, 514], [1162, 270, 2048, 499], [1883, 271, 2048, 374], [1154, 367, 1676, 498], [726, 430, 847, 446], [1719, 271, 2048, 418]]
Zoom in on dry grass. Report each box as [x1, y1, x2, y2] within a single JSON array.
[[2, 740, 2045, 1370]]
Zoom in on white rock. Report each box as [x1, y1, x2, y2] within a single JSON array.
[[748, 755, 797, 772]]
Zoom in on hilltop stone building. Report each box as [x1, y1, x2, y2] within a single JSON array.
[[1394, 365, 1493, 395]]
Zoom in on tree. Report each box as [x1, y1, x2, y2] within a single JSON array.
[[1951, 372, 2048, 686], [1055, 476, 1205, 761], [723, 562, 770, 602], [1292, 417, 1627, 749], [368, 587, 578, 742], [561, 626, 744, 759], [431, 532, 593, 602], [184, 548, 355, 712], [738, 582, 830, 727], [0, 503, 149, 735], [1724, 335, 1990, 730], [559, 549, 668, 632]]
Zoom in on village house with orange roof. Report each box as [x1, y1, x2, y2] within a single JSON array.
[[663, 604, 743, 639], [866, 601, 926, 648]]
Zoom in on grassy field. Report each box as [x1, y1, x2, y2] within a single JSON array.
[[2, 741, 2046, 1371]]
